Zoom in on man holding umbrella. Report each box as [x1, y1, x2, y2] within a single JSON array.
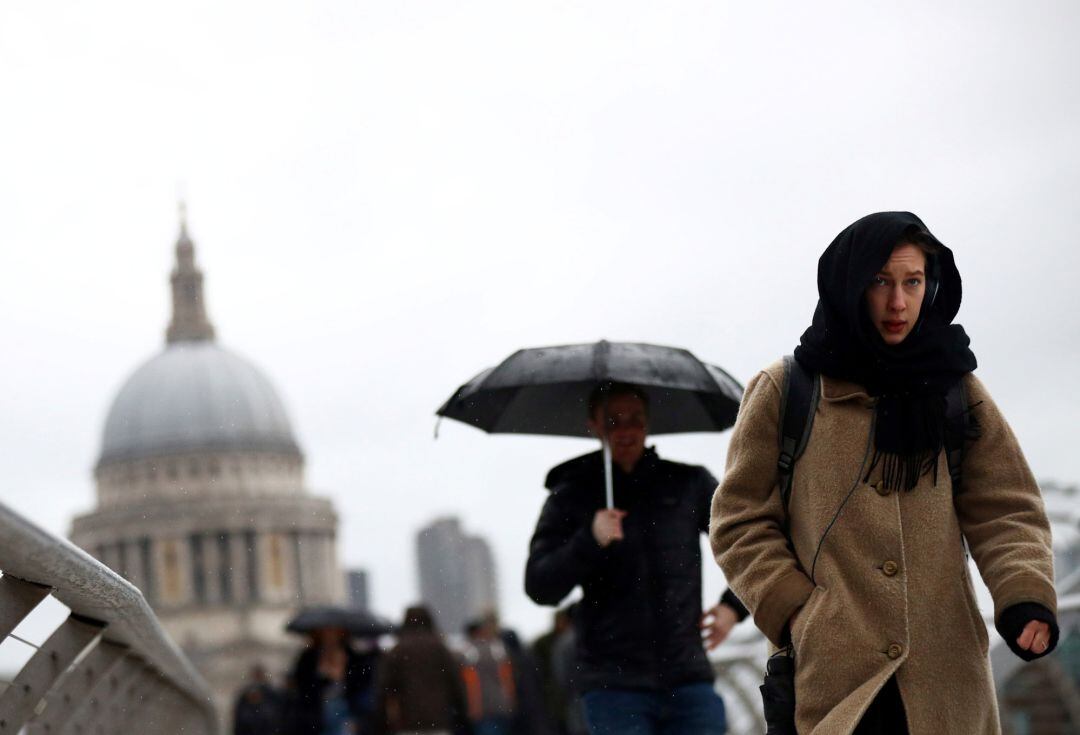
[[438, 341, 749, 735], [524, 382, 746, 735]]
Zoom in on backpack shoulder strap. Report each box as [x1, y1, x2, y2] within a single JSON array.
[[778, 356, 820, 517], [943, 376, 970, 494]]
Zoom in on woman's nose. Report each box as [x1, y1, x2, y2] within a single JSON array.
[[888, 286, 906, 311]]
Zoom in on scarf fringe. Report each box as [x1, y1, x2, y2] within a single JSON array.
[[863, 399, 983, 493], [864, 449, 941, 492]]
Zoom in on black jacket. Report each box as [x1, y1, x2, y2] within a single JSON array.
[[290, 645, 378, 733], [524, 448, 746, 693], [233, 683, 285, 735]]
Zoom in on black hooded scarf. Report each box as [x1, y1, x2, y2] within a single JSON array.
[[794, 211, 978, 492]]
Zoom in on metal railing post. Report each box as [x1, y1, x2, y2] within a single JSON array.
[[101, 660, 158, 735], [0, 575, 51, 638], [62, 653, 139, 735], [0, 614, 104, 733], [27, 639, 127, 735]]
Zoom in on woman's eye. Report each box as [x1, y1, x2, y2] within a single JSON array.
[[872, 277, 887, 287], [905, 278, 922, 287]]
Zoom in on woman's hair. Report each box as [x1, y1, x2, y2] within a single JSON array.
[[899, 224, 941, 257], [897, 225, 943, 303]]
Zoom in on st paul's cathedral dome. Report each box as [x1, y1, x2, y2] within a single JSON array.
[[71, 210, 343, 726]]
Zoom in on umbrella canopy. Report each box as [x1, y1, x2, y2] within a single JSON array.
[[285, 605, 395, 638], [437, 340, 743, 437]]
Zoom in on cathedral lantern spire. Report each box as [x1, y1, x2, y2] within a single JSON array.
[[165, 202, 216, 344]]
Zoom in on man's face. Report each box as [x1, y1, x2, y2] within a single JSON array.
[[587, 392, 648, 470], [864, 243, 927, 346]]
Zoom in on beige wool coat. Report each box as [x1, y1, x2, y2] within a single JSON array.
[[709, 359, 1056, 734]]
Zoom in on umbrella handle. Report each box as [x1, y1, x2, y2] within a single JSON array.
[[602, 438, 614, 509]]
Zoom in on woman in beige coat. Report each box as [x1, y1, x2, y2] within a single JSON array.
[[709, 212, 1057, 734]]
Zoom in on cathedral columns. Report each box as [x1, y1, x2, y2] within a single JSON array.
[[153, 537, 191, 607], [229, 531, 252, 605]]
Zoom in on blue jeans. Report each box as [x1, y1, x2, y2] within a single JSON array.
[[320, 693, 354, 735], [581, 683, 727, 735], [472, 716, 514, 735]]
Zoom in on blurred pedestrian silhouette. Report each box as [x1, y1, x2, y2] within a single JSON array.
[[233, 663, 285, 735], [460, 615, 517, 735], [550, 614, 587, 735], [531, 608, 586, 735], [374, 605, 471, 735], [289, 626, 379, 734], [461, 612, 552, 735]]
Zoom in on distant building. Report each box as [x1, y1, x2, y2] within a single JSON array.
[[416, 517, 498, 634], [345, 569, 370, 609], [69, 212, 344, 724]]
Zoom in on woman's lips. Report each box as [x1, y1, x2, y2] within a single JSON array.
[[883, 320, 907, 333]]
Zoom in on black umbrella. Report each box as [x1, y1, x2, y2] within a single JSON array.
[[436, 340, 743, 507], [285, 605, 395, 638]]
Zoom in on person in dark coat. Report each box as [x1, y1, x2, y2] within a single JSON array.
[[549, 610, 587, 735], [374, 605, 471, 735], [290, 627, 379, 734], [531, 609, 573, 734], [460, 614, 519, 735], [233, 664, 285, 735], [524, 382, 747, 735]]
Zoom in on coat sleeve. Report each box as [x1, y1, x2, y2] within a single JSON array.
[[709, 369, 814, 647], [524, 489, 607, 606], [954, 374, 1056, 624]]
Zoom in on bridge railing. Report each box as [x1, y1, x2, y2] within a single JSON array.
[[711, 628, 769, 735], [0, 499, 217, 735]]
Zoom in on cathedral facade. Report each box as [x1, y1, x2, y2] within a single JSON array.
[[70, 215, 343, 717]]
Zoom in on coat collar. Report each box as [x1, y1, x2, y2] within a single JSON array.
[[819, 373, 876, 407], [544, 446, 661, 490]]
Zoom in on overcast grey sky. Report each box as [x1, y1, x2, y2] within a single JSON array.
[[2, 1, 1078, 638]]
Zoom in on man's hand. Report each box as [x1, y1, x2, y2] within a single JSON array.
[[1016, 619, 1052, 655], [591, 509, 627, 547], [701, 603, 738, 650]]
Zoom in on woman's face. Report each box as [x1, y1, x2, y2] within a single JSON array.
[[864, 243, 927, 345]]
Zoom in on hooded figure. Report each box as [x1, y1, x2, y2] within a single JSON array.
[[709, 212, 1057, 734], [373, 606, 471, 735]]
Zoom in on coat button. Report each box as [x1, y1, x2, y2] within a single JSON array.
[[887, 643, 904, 659], [882, 561, 899, 577], [873, 480, 890, 496]]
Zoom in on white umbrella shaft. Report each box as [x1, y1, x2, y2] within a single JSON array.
[[603, 438, 614, 509]]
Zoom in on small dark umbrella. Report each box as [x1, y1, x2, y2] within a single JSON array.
[[436, 340, 743, 507], [285, 605, 395, 638]]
